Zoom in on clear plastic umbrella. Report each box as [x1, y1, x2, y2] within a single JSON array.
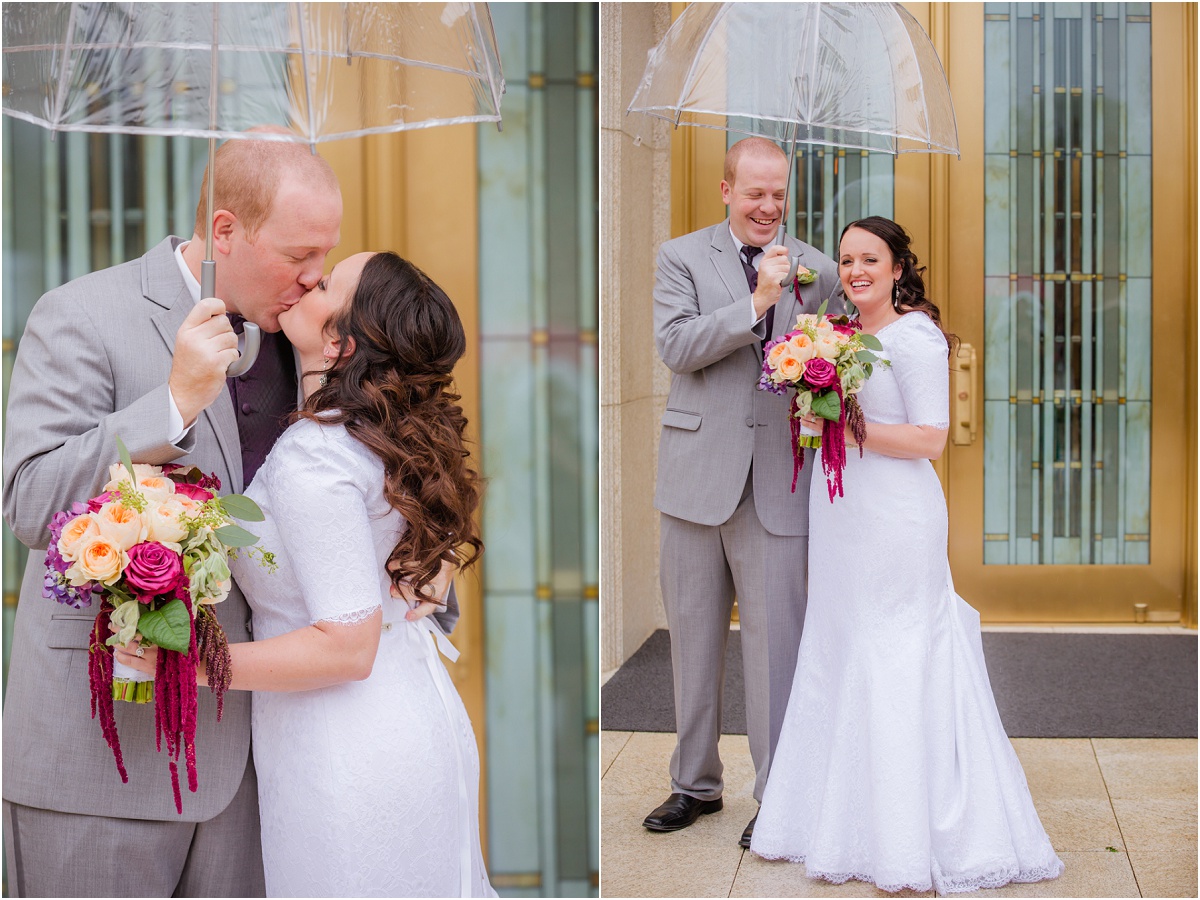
[[627, 1, 957, 281], [3, 1, 505, 372]]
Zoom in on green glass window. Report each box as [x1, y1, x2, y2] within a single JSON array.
[[983, 2, 1152, 565]]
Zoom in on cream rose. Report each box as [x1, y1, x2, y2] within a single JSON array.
[[94, 501, 148, 551], [813, 333, 842, 360], [104, 463, 163, 493], [66, 534, 128, 586], [144, 498, 188, 549], [134, 475, 177, 500], [794, 313, 819, 331], [57, 514, 101, 562]]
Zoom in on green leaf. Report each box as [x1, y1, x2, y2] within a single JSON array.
[[858, 332, 883, 351], [217, 494, 265, 522], [856, 350, 879, 363], [115, 435, 137, 486], [214, 524, 260, 548], [810, 391, 842, 421], [137, 599, 190, 653], [816, 297, 829, 318]]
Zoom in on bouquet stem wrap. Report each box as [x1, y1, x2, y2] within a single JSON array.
[[111, 659, 155, 703]]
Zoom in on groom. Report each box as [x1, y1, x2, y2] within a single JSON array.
[[0, 137, 343, 897], [645, 137, 841, 846]]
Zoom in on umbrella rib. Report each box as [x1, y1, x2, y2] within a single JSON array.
[[49, 3, 79, 130], [295, 2, 318, 147], [879, 5, 910, 152], [474, 4, 506, 125], [803, 1, 822, 124], [671, 3, 725, 126]]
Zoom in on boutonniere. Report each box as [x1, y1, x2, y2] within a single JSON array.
[[793, 265, 817, 293]]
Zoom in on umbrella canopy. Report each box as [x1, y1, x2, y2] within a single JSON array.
[[2, 1, 506, 145], [627, 1, 958, 156], [3, 1, 505, 374]]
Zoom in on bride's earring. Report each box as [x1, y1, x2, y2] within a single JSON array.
[[892, 280, 900, 308], [319, 357, 330, 387]]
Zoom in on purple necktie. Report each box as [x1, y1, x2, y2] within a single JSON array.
[[740, 244, 774, 348], [226, 315, 296, 485]]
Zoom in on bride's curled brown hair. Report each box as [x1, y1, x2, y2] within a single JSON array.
[[300, 251, 483, 594]]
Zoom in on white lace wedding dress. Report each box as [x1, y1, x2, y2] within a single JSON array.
[[229, 418, 495, 898], [750, 312, 1064, 893]]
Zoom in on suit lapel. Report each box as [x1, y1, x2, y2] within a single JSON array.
[[143, 239, 242, 491], [709, 225, 752, 307]]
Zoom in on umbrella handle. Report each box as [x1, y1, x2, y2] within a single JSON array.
[[782, 256, 801, 290], [201, 258, 261, 376], [226, 324, 261, 378]]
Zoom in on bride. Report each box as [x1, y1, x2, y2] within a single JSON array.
[[750, 217, 1063, 893], [119, 251, 495, 898]]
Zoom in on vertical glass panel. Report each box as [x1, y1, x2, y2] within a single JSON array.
[[479, 4, 597, 895], [983, 2, 1151, 565]]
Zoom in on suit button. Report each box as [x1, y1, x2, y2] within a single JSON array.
[[745, 417, 754, 427], [241, 402, 252, 415]]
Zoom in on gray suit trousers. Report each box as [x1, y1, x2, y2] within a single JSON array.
[[660, 473, 808, 803], [3, 754, 265, 898]]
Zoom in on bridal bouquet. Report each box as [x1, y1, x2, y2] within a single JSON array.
[[757, 300, 887, 500], [42, 437, 273, 813]]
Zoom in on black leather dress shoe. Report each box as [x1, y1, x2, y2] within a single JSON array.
[[642, 792, 723, 832], [738, 812, 758, 848]]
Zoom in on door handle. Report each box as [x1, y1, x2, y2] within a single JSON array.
[[951, 342, 977, 446]]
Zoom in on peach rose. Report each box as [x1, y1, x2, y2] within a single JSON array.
[[66, 534, 128, 586], [767, 341, 791, 368], [777, 351, 804, 382], [786, 332, 816, 364], [94, 501, 147, 551], [57, 514, 100, 562]]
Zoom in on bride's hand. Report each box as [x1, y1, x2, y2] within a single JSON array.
[[112, 635, 158, 675], [388, 556, 456, 621]]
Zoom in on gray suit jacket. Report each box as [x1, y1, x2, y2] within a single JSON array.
[[3, 236, 463, 822], [3, 237, 254, 820], [653, 222, 842, 536]]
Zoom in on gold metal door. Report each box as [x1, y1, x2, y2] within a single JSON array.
[[936, 3, 1196, 622]]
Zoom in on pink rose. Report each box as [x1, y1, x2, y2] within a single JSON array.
[[803, 357, 839, 390], [172, 482, 214, 503], [124, 541, 186, 601], [87, 491, 116, 513], [831, 320, 859, 337]]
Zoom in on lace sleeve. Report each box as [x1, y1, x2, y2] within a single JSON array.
[[265, 423, 383, 626], [893, 313, 951, 429]]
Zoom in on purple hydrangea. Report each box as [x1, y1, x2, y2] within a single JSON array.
[[43, 502, 101, 608]]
